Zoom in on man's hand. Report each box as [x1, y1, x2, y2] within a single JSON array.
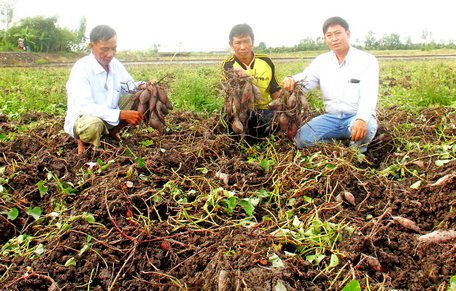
[[282, 76, 296, 92], [351, 119, 367, 141], [120, 110, 143, 126]]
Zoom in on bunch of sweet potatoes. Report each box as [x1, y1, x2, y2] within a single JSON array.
[[222, 71, 261, 135], [131, 80, 173, 134], [269, 81, 310, 139]]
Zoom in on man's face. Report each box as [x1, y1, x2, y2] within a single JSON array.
[[324, 24, 350, 54], [89, 36, 117, 68], [230, 35, 253, 60]]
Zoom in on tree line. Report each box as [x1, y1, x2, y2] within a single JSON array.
[[256, 31, 456, 53], [1, 14, 455, 53]]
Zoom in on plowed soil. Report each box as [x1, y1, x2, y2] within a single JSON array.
[[0, 107, 455, 290]]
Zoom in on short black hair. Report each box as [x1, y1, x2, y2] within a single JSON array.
[[90, 25, 117, 43], [322, 17, 349, 34], [229, 23, 254, 42]]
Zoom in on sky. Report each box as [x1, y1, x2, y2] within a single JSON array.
[[11, 0, 455, 52]]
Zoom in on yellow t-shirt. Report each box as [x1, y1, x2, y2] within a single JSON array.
[[221, 53, 281, 109]]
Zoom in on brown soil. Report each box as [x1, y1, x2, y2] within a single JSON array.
[[0, 107, 455, 290]]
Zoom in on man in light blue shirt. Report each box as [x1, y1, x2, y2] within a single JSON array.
[[283, 16, 379, 153], [64, 25, 144, 154]]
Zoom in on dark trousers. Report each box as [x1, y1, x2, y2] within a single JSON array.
[[246, 109, 276, 139], [223, 108, 277, 141]]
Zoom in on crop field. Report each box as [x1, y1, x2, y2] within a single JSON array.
[[0, 57, 455, 290]]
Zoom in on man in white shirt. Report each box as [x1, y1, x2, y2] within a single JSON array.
[[283, 16, 379, 153], [64, 25, 143, 154]]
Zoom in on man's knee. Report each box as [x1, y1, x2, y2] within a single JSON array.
[[293, 124, 319, 148], [74, 116, 107, 147]]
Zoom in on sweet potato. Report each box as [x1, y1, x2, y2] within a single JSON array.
[[224, 97, 233, 116], [279, 113, 289, 132], [155, 106, 165, 123], [366, 256, 383, 272], [392, 216, 421, 233], [418, 230, 456, 243], [231, 117, 244, 134], [148, 93, 158, 116], [268, 99, 283, 111], [149, 111, 164, 134], [287, 93, 297, 109], [232, 94, 241, 113], [139, 88, 150, 104], [156, 100, 168, 116], [252, 84, 262, 101], [157, 86, 173, 110], [288, 122, 298, 139], [241, 82, 253, 104]]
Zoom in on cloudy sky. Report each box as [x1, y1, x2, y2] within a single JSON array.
[[12, 0, 454, 51]]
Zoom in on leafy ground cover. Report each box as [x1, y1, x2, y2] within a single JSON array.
[[0, 56, 455, 290]]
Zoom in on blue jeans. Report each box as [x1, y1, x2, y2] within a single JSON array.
[[293, 113, 378, 153]]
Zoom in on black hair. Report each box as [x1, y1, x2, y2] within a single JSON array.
[[322, 17, 349, 34], [229, 23, 254, 42], [90, 25, 117, 43]]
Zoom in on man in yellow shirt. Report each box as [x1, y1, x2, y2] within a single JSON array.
[[221, 23, 282, 139]]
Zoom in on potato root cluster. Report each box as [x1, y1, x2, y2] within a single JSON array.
[[221, 71, 261, 134], [131, 80, 173, 134], [269, 81, 310, 139]]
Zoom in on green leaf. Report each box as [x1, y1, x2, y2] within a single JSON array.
[[303, 196, 313, 203], [196, 167, 209, 174], [410, 180, 421, 189], [268, 253, 284, 268], [6, 208, 19, 220], [449, 275, 456, 291], [342, 279, 361, 291], [306, 253, 325, 265], [64, 257, 77, 267], [435, 159, 451, 166], [26, 206, 42, 220], [259, 159, 274, 172], [83, 213, 96, 223], [136, 157, 145, 168], [239, 199, 254, 216], [227, 196, 237, 211], [139, 139, 154, 147], [36, 180, 49, 197], [329, 253, 339, 268], [34, 243, 45, 255]]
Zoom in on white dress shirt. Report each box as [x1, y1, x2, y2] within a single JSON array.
[[64, 53, 136, 137], [292, 46, 379, 122]]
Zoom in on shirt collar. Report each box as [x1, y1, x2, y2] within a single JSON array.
[[330, 46, 354, 66], [234, 51, 255, 70], [89, 53, 108, 75]]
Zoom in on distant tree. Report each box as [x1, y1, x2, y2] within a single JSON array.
[[364, 31, 378, 50], [294, 36, 325, 51], [420, 28, 435, 50], [76, 16, 87, 43], [0, 0, 14, 30], [255, 41, 267, 52], [67, 16, 88, 52], [378, 33, 403, 50], [6, 16, 79, 52]]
